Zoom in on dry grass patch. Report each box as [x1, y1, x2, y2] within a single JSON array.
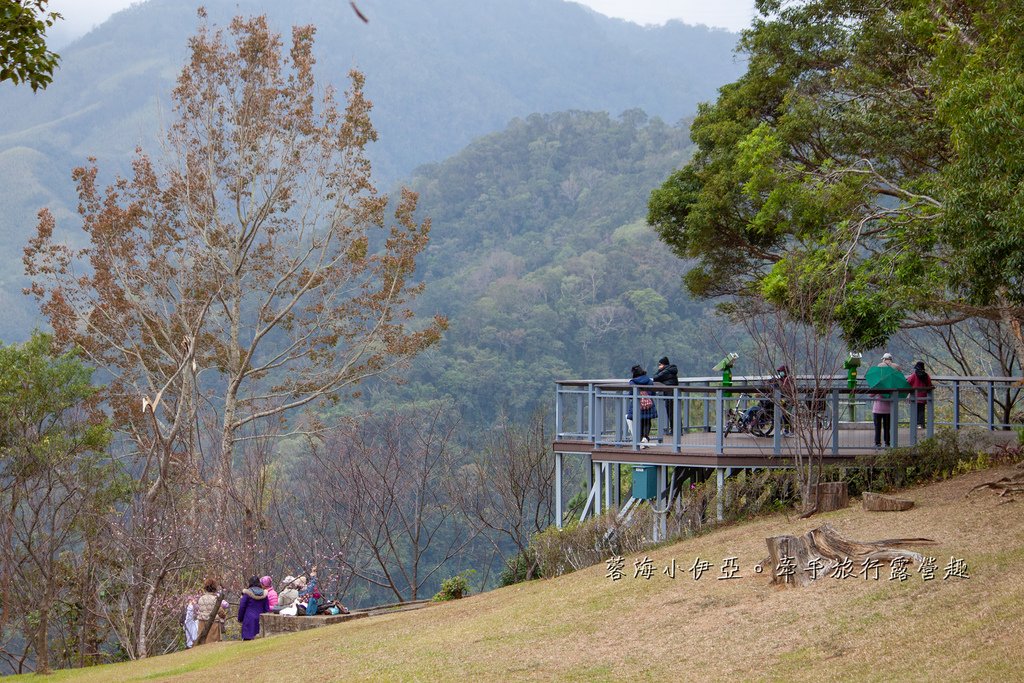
[[13, 466, 1024, 682]]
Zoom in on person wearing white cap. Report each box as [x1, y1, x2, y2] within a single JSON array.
[[878, 352, 902, 371], [276, 575, 300, 611]]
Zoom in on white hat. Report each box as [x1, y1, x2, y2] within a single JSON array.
[[882, 352, 893, 360], [283, 575, 296, 586]]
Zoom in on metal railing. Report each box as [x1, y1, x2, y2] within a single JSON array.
[[554, 375, 1023, 456]]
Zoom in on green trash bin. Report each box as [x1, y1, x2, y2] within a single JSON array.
[[632, 465, 658, 500]]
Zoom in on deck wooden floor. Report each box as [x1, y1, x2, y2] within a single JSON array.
[[554, 425, 926, 468]]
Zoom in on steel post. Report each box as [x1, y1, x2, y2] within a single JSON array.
[[716, 467, 724, 521], [555, 452, 563, 529]]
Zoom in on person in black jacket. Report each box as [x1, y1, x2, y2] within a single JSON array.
[[652, 356, 679, 436]]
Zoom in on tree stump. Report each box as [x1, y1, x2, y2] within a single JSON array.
[[765, 524, 936, 587], [862, 492, 914, 511], [815, 482, 848, 512]]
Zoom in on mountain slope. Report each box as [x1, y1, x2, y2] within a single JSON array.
[[0, 0, 743, 343], [380, 110, 731, 425], [19, 466, 1024, 681]]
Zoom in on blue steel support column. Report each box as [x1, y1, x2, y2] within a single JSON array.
[[716, 468, 724, 521], [598, 462, 606, 509], [555, 452, 563, 529], [586, 456, 594, 516], [715, 388, 725, 455], [616, 464, 622, 508], [655, 466, 667, 541]]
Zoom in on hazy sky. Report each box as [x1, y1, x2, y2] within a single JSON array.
[[46, 0, 759, 45]]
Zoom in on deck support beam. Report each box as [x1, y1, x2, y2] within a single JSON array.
[[555, 451, 563, 529], [716, 467, 724, 521]]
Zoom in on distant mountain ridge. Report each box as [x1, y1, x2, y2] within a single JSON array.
[[381, 110, 727, 424], [0, 0, 744, 342]]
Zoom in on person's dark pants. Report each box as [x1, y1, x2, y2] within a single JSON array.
[[914, 402, 926, 429], [873, 412, 891, 447], [640, 417, 653, 441], [658, 397, 675, 435]]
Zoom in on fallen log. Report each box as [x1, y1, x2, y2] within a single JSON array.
[[766, 524, 937, 587], [966, 470, 1024, 498], [862, 492, 914, 512]]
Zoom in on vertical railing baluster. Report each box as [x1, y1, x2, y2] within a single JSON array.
[[890, 394, 900, 448], [988, 381, 995, 430], [952, 380, 960, 430], [555, 384, 563, 438]]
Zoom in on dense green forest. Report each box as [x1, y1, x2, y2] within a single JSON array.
[[381, 111, 738, 425]]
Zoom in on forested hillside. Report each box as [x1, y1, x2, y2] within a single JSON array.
[[0, 0, 743, 343], [379, 111, 737, 425]]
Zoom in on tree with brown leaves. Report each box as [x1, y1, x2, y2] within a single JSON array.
[[23, 15, 445, 656], [24, 12, 445, 520]]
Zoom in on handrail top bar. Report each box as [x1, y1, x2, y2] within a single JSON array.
[[574, 383, 936, 395], [555, 374, 1023, 387]]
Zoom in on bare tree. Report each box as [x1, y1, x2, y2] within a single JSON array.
[[727, 255, 851, 517], [23, 12, 445, 528], [306, 403, 476, 602], [453, 411, 554, 579], [900, 318, 1022, 426], [22, 15, 445, 654]]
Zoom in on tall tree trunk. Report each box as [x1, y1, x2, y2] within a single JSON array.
[[35, 605, 49, 674], [136, 581, 158, 659]]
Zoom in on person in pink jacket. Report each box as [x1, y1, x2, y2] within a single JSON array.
[[260, 576, 278, 610], [906, 361, 933, 430], [870, 391, 891, 449]]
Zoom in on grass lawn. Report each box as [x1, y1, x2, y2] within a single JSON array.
[[17, 466, 1024, 682]]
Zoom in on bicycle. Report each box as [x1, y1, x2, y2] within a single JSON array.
[[723, 394, 775, 438], [797, 393, 833, 431]]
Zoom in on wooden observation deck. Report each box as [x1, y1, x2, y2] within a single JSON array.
[[552, 374, 1022, 526]]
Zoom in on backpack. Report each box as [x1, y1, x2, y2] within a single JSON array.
[[639, 392, 653, 410]]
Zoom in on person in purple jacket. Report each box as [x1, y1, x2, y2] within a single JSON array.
[[237, 575, 269, 640]]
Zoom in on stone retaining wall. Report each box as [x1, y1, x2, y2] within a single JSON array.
[[260, 611, 368, 636]]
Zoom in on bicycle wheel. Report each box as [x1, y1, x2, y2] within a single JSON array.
[[750, 409, 774, 437], [724, 412, 736, 438]]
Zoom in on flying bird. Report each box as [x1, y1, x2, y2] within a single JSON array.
[[350, 1, 369, 23]]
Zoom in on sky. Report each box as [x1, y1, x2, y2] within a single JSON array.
[[46, 0, 759, 46]]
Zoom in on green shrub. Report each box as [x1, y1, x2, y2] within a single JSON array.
[[848, 428, 1010, 493], [432, 569, 475, 602], [498, 549, 538, 587]]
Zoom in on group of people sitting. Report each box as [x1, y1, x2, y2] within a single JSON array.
[[183, 564, 349, 646]]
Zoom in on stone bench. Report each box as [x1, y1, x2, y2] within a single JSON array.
[[260, 610, 368, 636]]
